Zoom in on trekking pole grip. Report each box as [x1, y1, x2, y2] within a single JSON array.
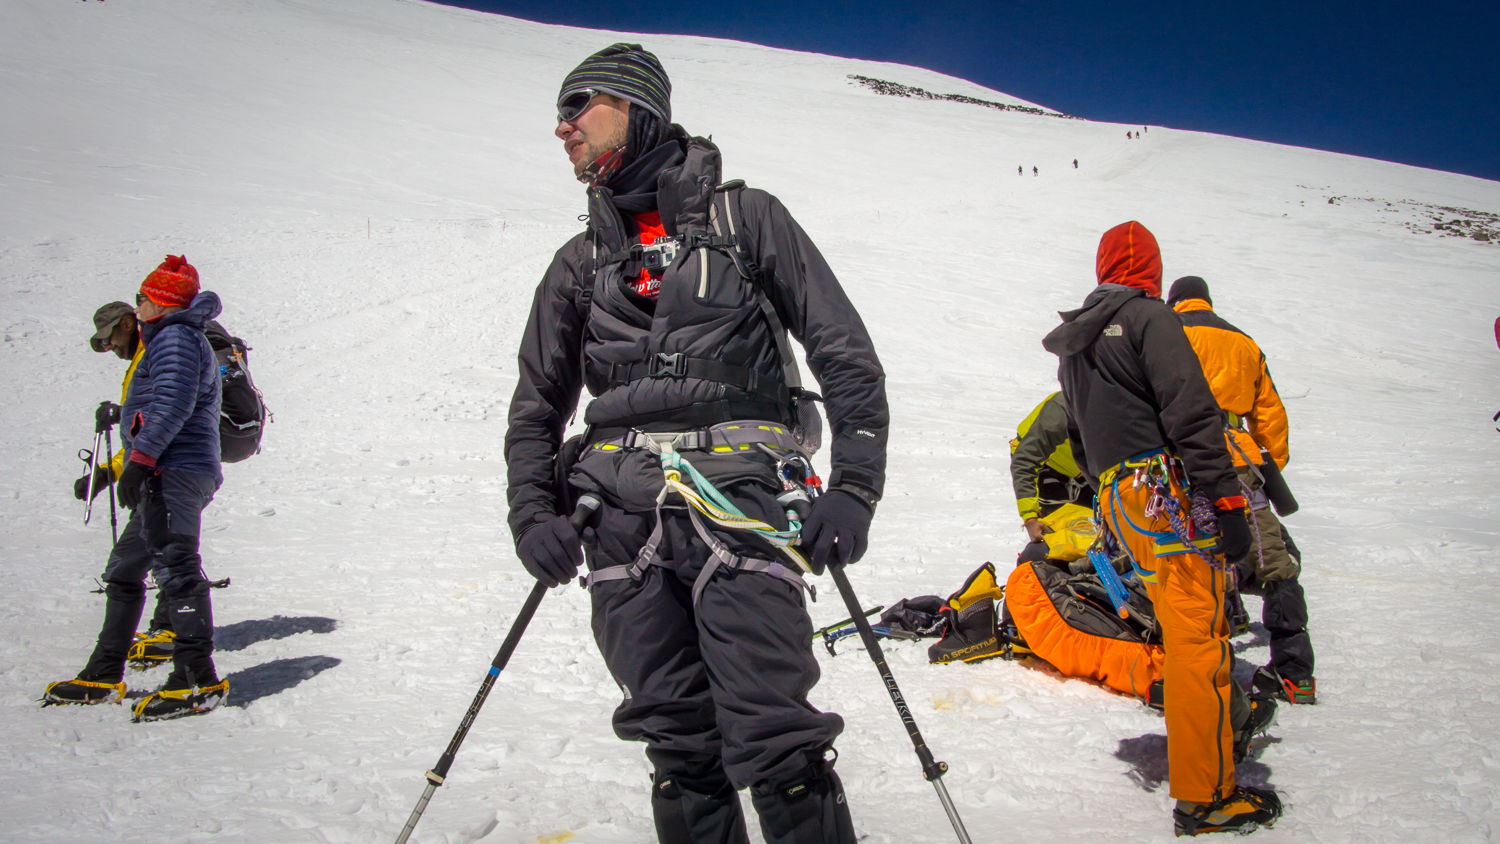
[[394, 493, 601, 844], [827, 561, 973, 844]]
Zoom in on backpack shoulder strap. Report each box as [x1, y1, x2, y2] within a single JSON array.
[[710, 184, 806, 395], [577, 237, 597, 322]]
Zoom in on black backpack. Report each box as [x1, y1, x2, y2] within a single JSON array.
[[203, 321, 268, 463]]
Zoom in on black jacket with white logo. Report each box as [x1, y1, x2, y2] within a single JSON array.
[[1041, 284, 1237, 500]]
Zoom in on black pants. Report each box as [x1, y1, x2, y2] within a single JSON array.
[[1238, 525, 1315, 682], [81, 470, 219, 685], [588, 503, 840, 791]]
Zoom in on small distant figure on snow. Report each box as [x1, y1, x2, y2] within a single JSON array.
[[1033, 166, 1038, 176], [1126, 130, 1132, 139], [1017, 166, 1023, 176], [1073, 159, 1078, 169], [1135, 131, 1141, 139], [1144, 126, 1149, 133]]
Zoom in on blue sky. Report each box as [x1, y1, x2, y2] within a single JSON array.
[[432, 1, 1499, 184]]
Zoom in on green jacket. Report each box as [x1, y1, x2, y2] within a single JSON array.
[[1009, 392, 1083, 520]]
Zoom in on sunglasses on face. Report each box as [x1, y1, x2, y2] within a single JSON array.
[[135, 293, 148, 306], [557, 88, 601, 124]]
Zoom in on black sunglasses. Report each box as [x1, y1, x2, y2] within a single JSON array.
[[557, 88, 601, 123], [135, 293, 148, 306]]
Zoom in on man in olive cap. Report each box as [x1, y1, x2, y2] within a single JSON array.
[[507, 43, 888, 843], [73, 301, 180, 667]]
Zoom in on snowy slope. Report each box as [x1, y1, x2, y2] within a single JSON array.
[[2, 1, 1499, 842]]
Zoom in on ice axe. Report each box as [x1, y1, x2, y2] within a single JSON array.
[[393, 493, 601, 844]]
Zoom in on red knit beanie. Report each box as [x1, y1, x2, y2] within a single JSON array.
[[140, 255, 200, 308]]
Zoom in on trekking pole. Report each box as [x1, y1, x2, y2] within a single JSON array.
[[79, 429, 104, 526], [826, 561, 973, 844], [103, 427, 118, 545], [393, 494, 601, 844]]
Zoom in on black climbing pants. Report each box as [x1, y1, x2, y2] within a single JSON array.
[[81, 470, 218, 685], [586, 501, 848, 842]]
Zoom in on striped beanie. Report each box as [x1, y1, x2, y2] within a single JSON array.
[[559, 43, 671, 124]]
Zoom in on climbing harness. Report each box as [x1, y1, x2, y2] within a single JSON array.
[[1099, 450, 1226, 583], [580, 421, 819, 606]]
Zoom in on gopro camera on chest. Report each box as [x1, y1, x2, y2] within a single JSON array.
[[640, 236, 680, 275]]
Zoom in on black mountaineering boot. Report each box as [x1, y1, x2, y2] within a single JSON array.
[[42, 678, 127, 706], [928, 598, 1002, 664], [1254, 664, 1316, 705], [651, 761, 750, 844], [1233, 694, 1278, 763], [133, 665, 228, 722], [45, 582, 146, 706], [750, 750, 856, 844]]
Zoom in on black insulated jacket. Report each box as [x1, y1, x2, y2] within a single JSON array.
[[1042, 284, 1237, 501], [506, 132, 888, 539]]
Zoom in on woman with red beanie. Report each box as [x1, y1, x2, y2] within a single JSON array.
[[44, 255, 229, 722]]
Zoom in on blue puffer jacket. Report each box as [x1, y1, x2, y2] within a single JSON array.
[[121, 291, 223, 482]]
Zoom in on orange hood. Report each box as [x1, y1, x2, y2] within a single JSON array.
[[1095, 221, 1162, 297]]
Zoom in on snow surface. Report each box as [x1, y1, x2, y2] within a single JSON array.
[[3, 1, 1499, 841]]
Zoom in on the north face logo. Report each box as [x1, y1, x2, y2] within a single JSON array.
[[1103, 324, 1123, 337]]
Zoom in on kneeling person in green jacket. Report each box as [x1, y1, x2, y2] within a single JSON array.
[[1010, 392, 1092, 560]]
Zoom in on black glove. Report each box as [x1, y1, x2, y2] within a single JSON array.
[[95, 402, 121, 434], [516, 514, 583, 588], [73, 468, 111, 501], [116, 461, 150, 510], [1216, 506, 1253, 565], [799, 489, 874, 574]]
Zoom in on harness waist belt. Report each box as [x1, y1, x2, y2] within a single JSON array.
[[1097, 448, 1169, 488], [590, 420, 804, 456]]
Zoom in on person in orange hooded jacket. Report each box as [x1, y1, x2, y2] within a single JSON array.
[[1168, 276, 1315, 705], [1043, 223, 1280, 836]]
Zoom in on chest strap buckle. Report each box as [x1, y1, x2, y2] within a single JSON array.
[[651, 352, 689, 378]]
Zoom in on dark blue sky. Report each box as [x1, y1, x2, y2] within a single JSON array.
[[432, 1, 1499, 184]]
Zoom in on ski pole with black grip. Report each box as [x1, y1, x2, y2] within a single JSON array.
[[826, 561, 974, 844], [393, 493, 601, 844]]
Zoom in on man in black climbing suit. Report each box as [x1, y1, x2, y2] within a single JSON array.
[[505, 43, 889, 844]]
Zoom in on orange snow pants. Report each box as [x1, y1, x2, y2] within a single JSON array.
[[1101, 467, 1236, 804]]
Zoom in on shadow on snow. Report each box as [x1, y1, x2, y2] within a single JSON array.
[[226, 655, 341, 708], [214, 615, 338, 652]]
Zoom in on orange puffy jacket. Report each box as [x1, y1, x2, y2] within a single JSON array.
[[1173, 298, 1289, 468]]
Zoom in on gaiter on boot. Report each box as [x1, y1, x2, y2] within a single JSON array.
[[1262, 577, 1314, 681], [165, 579, 216, 687], [80, 582, 147, 683], [750, 753, 856, 844], [651, 758, 750, 844]]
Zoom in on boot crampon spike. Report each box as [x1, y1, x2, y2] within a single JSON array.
[[128, 629, 176, 670], [41, 679, 127, 707], [132, 679, 229, 722]]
